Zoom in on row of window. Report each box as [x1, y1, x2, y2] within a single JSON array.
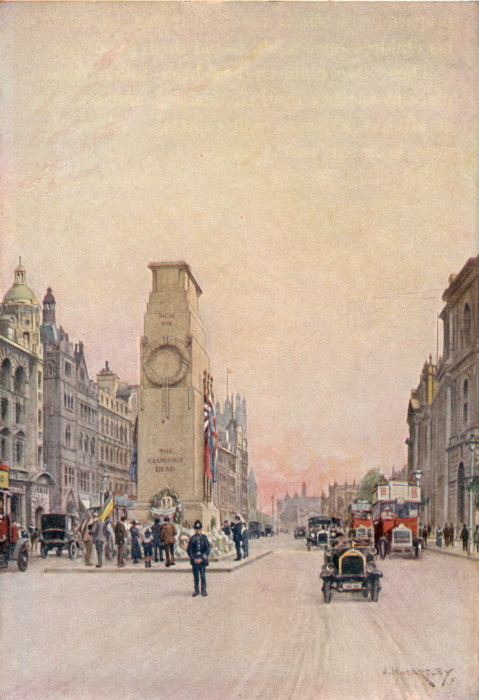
[[100, 444, 130, 467], [99, 392, 129, 415], [80, 402, 96, 424], [0, 434, 25, 466], [100, 416, 129, 443], [62, 465, 129, 495]]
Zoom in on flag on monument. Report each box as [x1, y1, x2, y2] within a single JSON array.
[[203, 391, 218, 482], [129, 417, 138, 483]]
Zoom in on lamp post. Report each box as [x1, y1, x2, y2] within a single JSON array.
[[466, 433, 478, 556], [271, 495, 275, 533], [414, 467, 423, 528]]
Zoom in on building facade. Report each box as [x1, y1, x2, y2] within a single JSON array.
[[276, 484, 326, 531], [407, 256, 479, 531], [41, 288, 100, 515], [326, 480, 359, 522], [0, 263, 51, 526]]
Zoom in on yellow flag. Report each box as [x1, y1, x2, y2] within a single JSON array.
[[99, 495, 114, 522]]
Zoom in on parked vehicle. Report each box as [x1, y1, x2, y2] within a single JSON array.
[[248, 521, 261, 539], [372, 481, 422, 559], [0, 474, 29, 572], [294, 526, 306, 539], [263, 525, 273, 537], [39, 513, 80, 559], [320, 540, 382, 603]]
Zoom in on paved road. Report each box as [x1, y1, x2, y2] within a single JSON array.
[[1, 534, 478, 700]]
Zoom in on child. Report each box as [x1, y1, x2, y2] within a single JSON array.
[[141, 525, 153, 568]]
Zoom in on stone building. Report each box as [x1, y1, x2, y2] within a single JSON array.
[[96, 361, 135, 502], [407, 256, 479, 530], [214, 395, 249, 522], [0, 262, 51, 526], [276, 484, 326, 531], [41, 288, 100, 515], [326, 480, 359, 522]]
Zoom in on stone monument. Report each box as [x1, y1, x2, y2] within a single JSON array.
[[132, 261, 219, 529]]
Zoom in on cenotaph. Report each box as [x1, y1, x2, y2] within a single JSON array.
[[132, 261, 219, 529]]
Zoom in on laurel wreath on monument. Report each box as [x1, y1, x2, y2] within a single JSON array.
[[150, 487, 184, 523]]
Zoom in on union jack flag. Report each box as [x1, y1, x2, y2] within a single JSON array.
[[203, 391, 218, 483]]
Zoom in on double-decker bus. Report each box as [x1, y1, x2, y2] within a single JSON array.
[[371, 480, 422, 559]]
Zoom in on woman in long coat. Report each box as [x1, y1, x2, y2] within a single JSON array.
[[130, 521, 142, 564]]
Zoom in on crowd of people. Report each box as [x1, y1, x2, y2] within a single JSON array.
[[433, 522, 479, 552]]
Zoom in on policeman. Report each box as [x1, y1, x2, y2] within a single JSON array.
[[187, 520, 210, 597]]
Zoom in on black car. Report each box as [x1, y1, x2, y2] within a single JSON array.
[[320, 540, 383, 603], [248, 521, 261, 539], [40, 513, 79, 559], [294, 526, 306, 539]]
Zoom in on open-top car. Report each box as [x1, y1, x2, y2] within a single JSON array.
[[40, 513, 80, 558], [320, 540, 383, 603]]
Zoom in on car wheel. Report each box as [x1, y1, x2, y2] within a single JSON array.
[[371, 578, 380, 602], [56, 548, 63, 557], [17, 546, 29, 572], [379, 540, 387, 560], [69, 542, 77, 559], [41, 544, 48, 558], [307, 541, 311, 551], [323, 580, 332, 604]]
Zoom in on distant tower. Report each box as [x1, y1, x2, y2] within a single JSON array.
[[302, 481, 307, 498], [42, 287, 56, 326]]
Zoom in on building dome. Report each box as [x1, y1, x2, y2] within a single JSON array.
[[3, 262, 38, 305]]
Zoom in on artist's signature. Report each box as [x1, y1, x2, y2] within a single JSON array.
[[383, 668, 456, 689]]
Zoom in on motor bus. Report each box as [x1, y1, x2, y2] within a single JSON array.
[[372, 480, 422, 559]]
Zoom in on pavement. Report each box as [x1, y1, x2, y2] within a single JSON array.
[[423, 537, 479, 561]]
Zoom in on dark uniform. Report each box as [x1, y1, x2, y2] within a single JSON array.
[[187, 520, 210, 597], [232, 518, 242, 560]]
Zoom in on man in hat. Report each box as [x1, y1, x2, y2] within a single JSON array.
[[114, 516, 128, 568], [187, 520, 210, 597], [160, 515, 177, 567], [231, 515, 243, 560]]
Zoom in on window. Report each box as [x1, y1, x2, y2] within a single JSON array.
[[463, 379, 469, 426], [65, 362, 72, 378], [14, 366, 26, 395], [1, 359, 11, 389], [1, 436, 8, 461], [15, 403, 22, 424], [463, 304, 471, 347], [80, 470, 89, 492], [15, 437, 24, 466], [65, 425, 71, 448], [38, 371, 42, 388], [38, 409, 42, 425], [91, 437, 95, 456], [1, 398, 8, 420]]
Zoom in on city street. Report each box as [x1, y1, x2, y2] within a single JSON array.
[[1, 534, 478, 700]]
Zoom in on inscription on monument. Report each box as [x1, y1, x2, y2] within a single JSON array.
[[148, 448, 184, 472]]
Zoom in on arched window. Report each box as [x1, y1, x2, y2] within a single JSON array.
[[15, 402, 22, 424], [91, 437, 95, 456], [65, 425, 71, 448], [1, 398, 8, 420], [0, 428, 9, 462], [14, 433, 25, 466], [85, 435, 89, 453], [463, 379, 469, 426], [14, 366, 26, 395], [1, 359, 11, 389], [463, 304, 471, 346]]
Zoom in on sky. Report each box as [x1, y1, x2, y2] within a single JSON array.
[[1, 2, 478, 511]]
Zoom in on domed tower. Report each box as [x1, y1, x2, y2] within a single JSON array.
[[2, 259, 41, 355]]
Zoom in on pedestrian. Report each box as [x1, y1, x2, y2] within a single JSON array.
[[421, 524, 428, 548], [449, 523, 455, 547], [241, 520, 249, 558], [474, 525, 479, 553], [141, 524, 153, 568], [232, 515, 243, 560], [115, 516, 128, 567], [160, 515, 177, 567], [222, 520, 231, 538], [435, 526, 442, 547], [30, 526, 39, 553], [443, 523, 449, 547], [130, 521, 142, 564], [80, 513, 95, 566], [152, 518, 163, 562], [460, 523, 469, 552], [90, 515, 106, 568], [187, 519, 210, 597], [104, 518, 115, 560]]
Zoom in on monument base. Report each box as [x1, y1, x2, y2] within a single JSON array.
[[127, 500, 220, 531]]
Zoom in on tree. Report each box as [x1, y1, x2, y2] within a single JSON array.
[[357, 469, 385, 501]]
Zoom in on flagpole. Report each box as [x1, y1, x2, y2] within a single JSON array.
[[226, 367, 229, 402]]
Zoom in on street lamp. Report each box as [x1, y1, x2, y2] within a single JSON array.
[[414, 467, 424, 526], [271, 495, 275, 533], [466, 433, 478, 556]]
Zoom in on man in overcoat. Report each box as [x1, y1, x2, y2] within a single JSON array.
[[232, 515, 243, 560], [115, 516, 128, 567], [160, 515, 177, 567], [187, 520, 210, 596]]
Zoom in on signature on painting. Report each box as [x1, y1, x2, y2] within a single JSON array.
[[383, 668, 456, 689]]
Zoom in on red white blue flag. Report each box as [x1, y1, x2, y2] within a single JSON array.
[[204, 391, 218, 483]]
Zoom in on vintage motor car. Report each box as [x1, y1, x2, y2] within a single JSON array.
[[294, 526, 306, 539], [40, 513, 79, 558], [320, 541, 383, 603], [263, 525, 273, 537], [248, 521, 262, 539], [0, 513, 29, 572], [378, 523, 421, 559]]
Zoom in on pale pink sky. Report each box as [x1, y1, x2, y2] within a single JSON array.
[[1, 2, 478, 508]]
